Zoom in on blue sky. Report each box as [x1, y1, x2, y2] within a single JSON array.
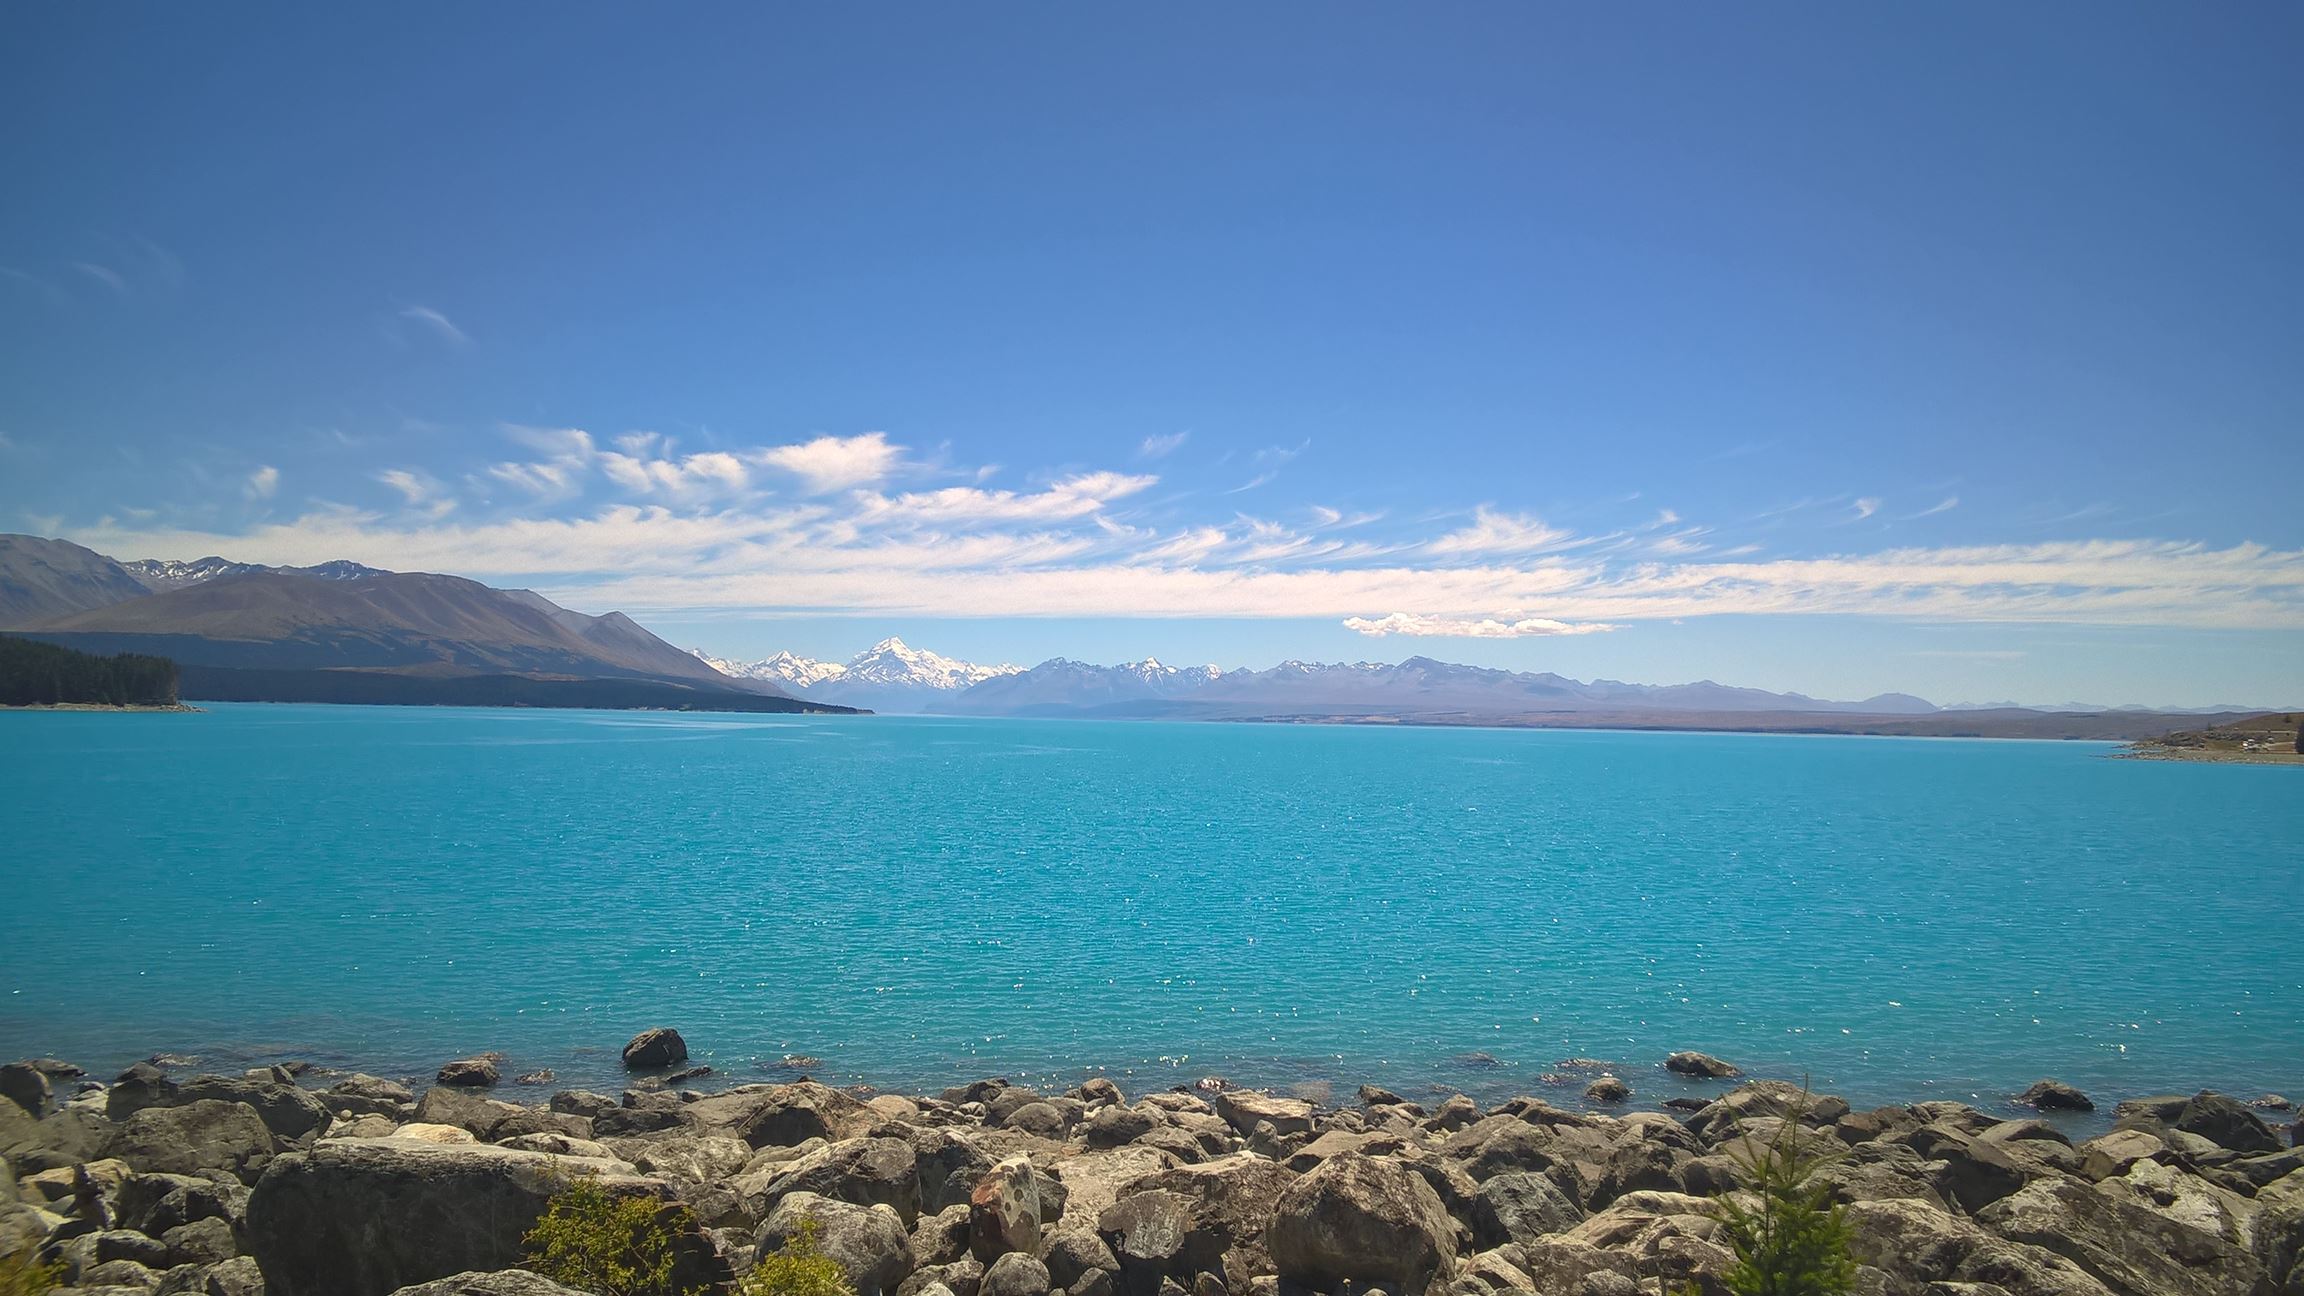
[[3, 3, 2300, 706]]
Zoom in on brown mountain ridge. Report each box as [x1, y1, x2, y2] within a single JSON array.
[[0, 535, 858, 713]]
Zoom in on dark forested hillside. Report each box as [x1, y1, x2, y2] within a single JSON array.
[[0, 634, 180, 707], [175, 665, 858, 713]]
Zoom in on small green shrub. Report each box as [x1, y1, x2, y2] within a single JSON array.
[[740, 1220, 853, 1296], [0, 1245, 63, 1296], [1706, 1096, 1859, 1296], [522, 1173, 706, 1296]]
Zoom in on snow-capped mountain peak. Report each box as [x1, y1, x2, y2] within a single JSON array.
[[119, 555, 388, 592], [688, 637, 1021, 705], [689, 648, 847, 688], [119, 556, 267, 591], [845, 636, 1020, 689]]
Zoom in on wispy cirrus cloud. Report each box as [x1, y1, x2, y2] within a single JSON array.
[[376, 469, 456, 518], [1139, 431, 1190, 459], [398, 305, 469, 346], [73, 262, 129, 296], [1423, 507, 1580, 558], [1343, 612, 1620, 638], [1225, 441, 1307, 494], [53, 428, 2304, 640], [852, 471, 1158, 525], [244, 466, 279, 500]]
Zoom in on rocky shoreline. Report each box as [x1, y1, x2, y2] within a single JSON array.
[[3, 1034, 2300, 1296]]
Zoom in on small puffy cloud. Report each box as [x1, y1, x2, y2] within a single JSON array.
[[1853, 497, 1882, 520], [245, 465, 279, 499], [759, 432, 902, 493], [1342, 612, 1621, 638], [1424, 507, 1578, 557], [1139, 431, 1189, 459]]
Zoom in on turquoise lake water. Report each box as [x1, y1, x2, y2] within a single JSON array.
[[3, 703, 2298, 1116]]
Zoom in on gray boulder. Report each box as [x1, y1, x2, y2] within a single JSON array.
[[983, 1089, 1047, 1128], [979, 1251, 1051, 1296], [411, 1087, 589, 1143], [435, 1058, 500, 1088], [1845, 1195, 2118, 1295], [244, 1137, 683, 1296], [970, 1154, 1055, 1262], [1041, 1229, 1119, 1290], [7, 1103, 114, 1172], [1075, 1078, 1124, 1110], [1000, 1103, 1069, 1139], [2015, 1079, 2095, 1113], [1268, 1152, 1458, 1295], [167, 1255, 267, 1296], [1978, 1177, 2262, 1296], [1472, 1170, 1585, 1247], [80, 1256, 164, 1289], [739, 1081, 877, 1149], [0, 1061, 52, 1117], [322, 1075, 417, 1119], [107, 1100, 277, 1185], [1096, 1189, 1194, 1296], [592, 1105, 685, 1137], [761, 1136, 922, 1224], [172, 1076, 333, 1142], [1086, 1106, 1160, 1149], [1111, 1155, 1296, 1287], [107, 1062, 182, 1122], [118, 1172, 246, 1237], [69, 1227, 175, 1272], [1663, 1052, 1741, 1079], [547, 1090, 618, 1119], [602, 1133, 750, 1185], [758, 1191, 911, 1296], [163, 1215, 240, 1266], [2173, 1092, 2281, 1154], [621, 1029, 688, 1070], [1210, 1091, 1314, 1139], [1583, 1076, 1630, 1103], [385, 1273, 589, 1296], [907, 1129, 997, 1214]]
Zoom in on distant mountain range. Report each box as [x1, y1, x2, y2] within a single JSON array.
[[688, 637, 2285, 738], [695, 638, 1021, 712], [5, 532, 2282, 733], [691, 640, 1940, 719], [0, 534, 849, 714]]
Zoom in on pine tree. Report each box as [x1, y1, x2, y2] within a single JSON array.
[[1704, 1094, 1859, 1296]]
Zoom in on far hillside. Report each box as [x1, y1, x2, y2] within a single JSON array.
[[0, 633, 180, 708], [2145, 712, 2304, 756]]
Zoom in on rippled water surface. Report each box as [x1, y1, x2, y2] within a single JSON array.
[[3, 704, 2298, 1111]]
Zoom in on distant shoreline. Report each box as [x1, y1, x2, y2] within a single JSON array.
[[0, 701, 200, 713], [1218, 707, 2207, 742], [2118, 744, 2304, 767]]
